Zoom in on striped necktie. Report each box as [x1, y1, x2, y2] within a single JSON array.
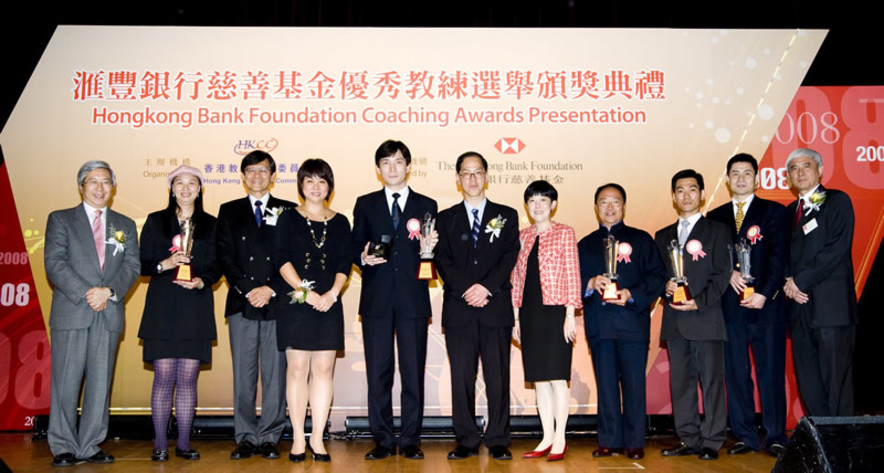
[[471, 209, 480, 248]]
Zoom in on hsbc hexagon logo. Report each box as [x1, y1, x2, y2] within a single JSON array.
[[494, 137, 525, 154]]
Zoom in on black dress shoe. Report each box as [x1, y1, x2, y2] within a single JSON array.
[[151, 450, 169, 462], [289, 452, 306, 463], [447, 444, 479, 460], [698, 447, 719, 460], [307, 444, 331, 462], [259, 442, 280, 459], [52, 453, 83, 467], [768, 443, 786, 457], [231, 441, 256, 459], [489, 445, 513, 460], [364, 445, 395, 460], [593, 447, 623, 457], [626, 448, 645, 460], [661, 442, 696, 457], [80, 450, 114, 463], [401, 445, 424, 460], [727, 441, 753, 455], [176, 447, 200, 460]]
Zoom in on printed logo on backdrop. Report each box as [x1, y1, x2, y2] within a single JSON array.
[[233, 138, 278, 155]]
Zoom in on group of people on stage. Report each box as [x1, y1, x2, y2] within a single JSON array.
[[44, 141, 856, 467]]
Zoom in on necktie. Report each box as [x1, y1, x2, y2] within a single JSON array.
[[794, 199, 805, 229], [391, 193, 401, 229], [93, 209, 105, 271], [254, 200, 263, 227], [735, 202, 745, 233], [472, 209, 481, 248], [678, 219, 690, 248]]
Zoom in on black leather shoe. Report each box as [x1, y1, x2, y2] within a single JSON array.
[[489, 445, 513, 460], [230, 441, 256, 459], [661, 442, 696, 457], [52, 453, 83, 467], [626, 448, 645, 460], [447, 444, 479, 460], [698, 447, 719, 460], [401, 445, 424, 460], [768, 443, 786, 457], [259, 442, 280, 459], [307, 444, 331, 462], [289, 452, 306, 463], [727, 442, 753, 455], [151, 450, 169, 462], [364, 445, 395, 460], [80, 450, 114, 463], [593, 447, 623, 457], [176, 448, 200, 460]]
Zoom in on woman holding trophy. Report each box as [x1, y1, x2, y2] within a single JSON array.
[[138, 165, 219, 461], [271, 159, 351, 463], [510, 180, 582, 461]]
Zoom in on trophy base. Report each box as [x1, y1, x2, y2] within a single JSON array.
[[601, 281, 620, 301], [671, 282, 692, 305], [740, 285, 755, 301], [417, 260, 436, 280], [174, 264, 193, 283]]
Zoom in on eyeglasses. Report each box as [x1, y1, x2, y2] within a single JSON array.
[[244, 166, 271, 175], [458, 170, 486, 180]]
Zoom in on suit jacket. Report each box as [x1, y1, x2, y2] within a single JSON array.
[[654, 216, 731, 341], [787, 185, 857, 327], [351, 188, 437, 319], [45, 205, 140, 334], [217, 195, 297, 320], [435, 200, 520, 328], [707, 197, 788, 325]]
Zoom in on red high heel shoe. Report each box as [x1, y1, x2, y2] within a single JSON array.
[[521, 445, 552, 458], [547, 444, 568, 461]]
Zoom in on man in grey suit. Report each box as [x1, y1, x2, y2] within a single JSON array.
[[44, 160, 140, 467]]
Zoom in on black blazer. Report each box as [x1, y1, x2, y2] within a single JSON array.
[[217, 195, 297, 320], [654, 216, 731, 341], [787, 185, 857, 327], [707, 196, 788, 325], [435, 200, 520, 329], [351, 188, 437, 319]]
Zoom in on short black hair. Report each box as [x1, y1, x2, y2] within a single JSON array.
[[375, 140, 411, 166], [241, 150, 276, 174], [671, 169, 704, 193], [455, 151, 488, 173], [523, 180, 558, 203], [594, 183, 626, 204], [726, 153, 758, 174], [297, 158, 335, 201]]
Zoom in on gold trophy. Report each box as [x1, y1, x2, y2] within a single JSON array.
[[667, 239, 692, 304], [602, 234, 620, 301], [174, 218, 196, 283], [417, 213, 437, 280], [735, 238, 755, 301]]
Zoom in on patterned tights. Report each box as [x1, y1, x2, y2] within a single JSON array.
[[151, 358, 200, 451]]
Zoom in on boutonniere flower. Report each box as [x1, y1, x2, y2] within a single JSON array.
[[264, 206, 285, 226], [485, 214, 506, 242], [288, 280, 315, 304], [805, 191, 826, 215], [105, 225, 127, 256]]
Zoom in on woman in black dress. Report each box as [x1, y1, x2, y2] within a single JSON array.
[[272, 159, 351, 463], [138, 165, 218, 461], [511, 180, 582, 461]]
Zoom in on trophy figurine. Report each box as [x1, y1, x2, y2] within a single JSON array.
[[667, 239, 692, 304], [417, 213, 437, 280], [735, 238, 755, 301], [602, 234, 620, 301], [173, 218, 196, 282]]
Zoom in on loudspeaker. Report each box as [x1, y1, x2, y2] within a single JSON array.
[[773, 416, 884, 473]]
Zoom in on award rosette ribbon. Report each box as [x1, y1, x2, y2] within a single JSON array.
[[173, 218, 196, 283], [735, 238, 755, 300], [667, 239, 692, 305], [416, 213, 436, 280], [602, 234, 620, 301]]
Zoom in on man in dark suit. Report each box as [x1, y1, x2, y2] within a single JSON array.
[[352, 140, 438, 460], [217, 151, 296, 460], [578, 183, 667, 461], [707, 154, 789, 457], [654, 169, 730, 460], [44, 161, 140, 467], [783, 148, 856, 417], [435, 151, 519, 461]]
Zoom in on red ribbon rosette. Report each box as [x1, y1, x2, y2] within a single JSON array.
[[406, 218, 421, 240], [685, 239, 706, 261], [169, 234, 182, 253], [617, 242, 633, 263], [746, 225, 762, 244]]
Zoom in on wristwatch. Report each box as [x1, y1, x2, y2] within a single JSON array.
[[156, 263, 164, 274]]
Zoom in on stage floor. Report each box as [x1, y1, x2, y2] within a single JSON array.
[[0, 433, 779, 472]]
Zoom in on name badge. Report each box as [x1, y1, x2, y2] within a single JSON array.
[[802, 218, 818, 235]]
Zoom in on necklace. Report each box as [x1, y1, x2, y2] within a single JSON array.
[[304, 213, 328, 272]]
